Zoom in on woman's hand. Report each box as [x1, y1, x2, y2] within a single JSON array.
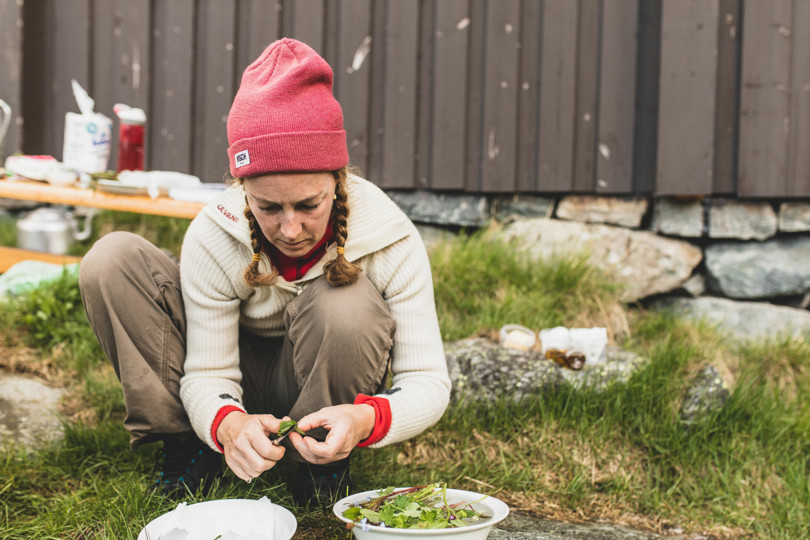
[[289, 403, 375, 464], [216, 411, 287, 482]]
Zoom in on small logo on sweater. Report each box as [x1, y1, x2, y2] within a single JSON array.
[[217, 204, 239, 223], [219, 393, 241, 404], [234, 149, 250, 168]]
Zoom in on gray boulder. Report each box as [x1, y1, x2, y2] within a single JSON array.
[[653, 296, 810, 342], [708, 200, 777, 241], [495, 218, 702, 302], [651, 198, 704, 238], [493, 513, 708, 539], [556, 196, 648, 229], [0, 373, 65, 450], [387, 190, 490, 227], [778, 202, 810, 232], [444, 338, 648, 402], [705, 238, 810, 299], [679, 366, 731, 425]]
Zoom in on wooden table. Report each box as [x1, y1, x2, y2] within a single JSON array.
[[0, 177, 206, 271]]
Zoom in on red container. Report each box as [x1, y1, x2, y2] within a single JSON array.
[[117, 122, 145, 172]]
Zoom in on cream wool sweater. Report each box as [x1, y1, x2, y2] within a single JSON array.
[[179, 175, 451, 452]]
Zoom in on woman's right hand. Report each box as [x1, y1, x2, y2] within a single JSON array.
[[216, 411, 287, 482]]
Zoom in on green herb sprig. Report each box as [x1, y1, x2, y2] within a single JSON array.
[[277, 420, 307, 437], [341, 482, 488, 530]]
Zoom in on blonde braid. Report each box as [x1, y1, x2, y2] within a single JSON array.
[[324, 168, 362, 286], [242, 200, 279, 287]]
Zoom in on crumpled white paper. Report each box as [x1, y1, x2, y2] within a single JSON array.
[[138, 497, 295, 540]]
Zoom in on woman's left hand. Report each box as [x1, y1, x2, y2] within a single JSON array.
[[289, 403, 375, 464]]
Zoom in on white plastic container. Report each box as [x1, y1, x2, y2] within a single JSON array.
[[333, 488, 510, 540]]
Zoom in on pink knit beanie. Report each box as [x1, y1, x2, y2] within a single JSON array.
[[227, 38, 349, 178]]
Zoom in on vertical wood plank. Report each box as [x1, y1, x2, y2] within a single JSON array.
[[414, 0, 436, 190], [537, 0, 579, 192], [0, 0, 24, 158], [787, 0, 810, 196], [377, 0, 420, 189], [334, 0, 373, 176], [595, 0, 638, 194], [283, 0, 325, 54], [633, 0, 660, 195], [92, 0, 151, 113], [515, 0, 541, 192], [712, 0, 740, 195], [427, 0, 470, 190], [480, 0, 520, 192], [150, 0, 194, 174], [572, 0, 601, 192], [92, 0, 152, 169], [738, 0, 792, 197], [236, 0, 282, 75], [464, 0, 486, 191], [367, 0, 387, 184], [657, 0, 719, 196], [194, 0, 238, 181], [31, 0, 91, 159]]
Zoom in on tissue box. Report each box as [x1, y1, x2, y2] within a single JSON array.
[[62, 111, 112, 174]]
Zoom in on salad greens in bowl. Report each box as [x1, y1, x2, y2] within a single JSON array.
[[333, 483, 509, 539]]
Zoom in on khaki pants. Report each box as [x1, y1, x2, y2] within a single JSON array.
[[79, 231, 395, 450]]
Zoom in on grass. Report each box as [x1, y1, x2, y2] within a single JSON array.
[[0, 223, 808, 539]]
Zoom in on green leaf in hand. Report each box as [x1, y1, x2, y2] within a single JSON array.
[[277, 420, 307, 438]]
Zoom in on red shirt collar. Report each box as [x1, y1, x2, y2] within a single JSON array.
[[268, 223, 334, 282]]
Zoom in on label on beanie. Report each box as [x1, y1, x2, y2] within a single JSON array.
[[234, 149, 251, 168]]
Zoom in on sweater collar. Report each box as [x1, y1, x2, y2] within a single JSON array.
[[268, 223, 333, 281]]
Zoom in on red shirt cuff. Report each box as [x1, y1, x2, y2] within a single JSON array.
[[210, 405, 244, 452], [354, 394, 391, 447]]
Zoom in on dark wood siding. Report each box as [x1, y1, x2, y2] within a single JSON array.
[[4, 0, 810, 198], [0, 0, 23, 160]]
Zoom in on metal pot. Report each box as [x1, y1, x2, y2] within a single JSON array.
[[16, 206, 96, 255], [0, 99, 11, 160]]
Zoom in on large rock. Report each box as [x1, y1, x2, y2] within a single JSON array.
[[445, 338, 648, 402], [651, 198, 704, 238], [445, 338, 561, 403], [492, 513, 706, 540], [679, 366, 731, 425], [653, 296, 810, 342], [0, 373, 65, 449], [708, 200, 777, 241], [778, 202, 810, 232], [494, 195, 555, 221], [387, 190, 490, 227], [556, 196, 648, 228], [496, 218, 703, 302], [705, 238, 810, 298]]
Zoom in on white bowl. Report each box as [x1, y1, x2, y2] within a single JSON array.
[[333, 488, 510, 540], [138, 498, 296, 540]]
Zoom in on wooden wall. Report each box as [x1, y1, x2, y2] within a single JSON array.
[[2, 0, 810, 198]]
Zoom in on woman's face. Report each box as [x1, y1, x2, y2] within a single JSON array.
[[243, 172, 336, 258]]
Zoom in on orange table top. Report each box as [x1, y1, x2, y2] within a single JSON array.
[[0, 177, 205, 219]]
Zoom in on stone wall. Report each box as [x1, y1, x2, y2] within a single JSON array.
[[388, 190, 810, 342]]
